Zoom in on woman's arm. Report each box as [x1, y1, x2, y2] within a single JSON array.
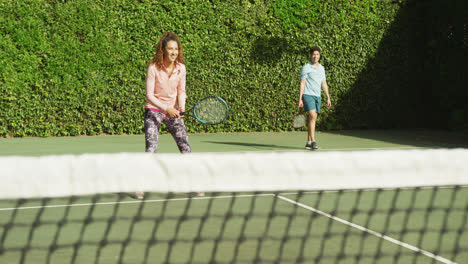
[[177, 65, 187, 112], [146, 65, 168, 111]]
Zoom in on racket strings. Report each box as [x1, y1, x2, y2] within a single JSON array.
[[293, 115, 306, 128], [194, 97, 228, 124]]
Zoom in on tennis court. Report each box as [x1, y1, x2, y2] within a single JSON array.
[[1, 129, 467, 156], [1, 188, 467, 264], [1, 130, 468, 264]]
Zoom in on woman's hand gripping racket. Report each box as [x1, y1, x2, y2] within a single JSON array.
[[180, 96, 229, 125], [292, 107, 306, 128]]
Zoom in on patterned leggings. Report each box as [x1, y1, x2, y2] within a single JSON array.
[[144, 110, 191, 153]]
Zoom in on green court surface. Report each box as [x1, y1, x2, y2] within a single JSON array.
[[1, 129, 467, 156], [1, 130, 467, 263], [1, 188, 467, 264]]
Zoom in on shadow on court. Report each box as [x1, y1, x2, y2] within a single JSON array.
[[202, 141, 302, 150], [328, 129, 468, 149]]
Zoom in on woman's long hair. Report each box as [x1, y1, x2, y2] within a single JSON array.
[[150, 32, 185, 69]]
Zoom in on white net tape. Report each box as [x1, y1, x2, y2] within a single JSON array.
[[1, 149, 467, 199]]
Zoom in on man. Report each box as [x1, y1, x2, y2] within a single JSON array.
[[298, 46, 331, 150]]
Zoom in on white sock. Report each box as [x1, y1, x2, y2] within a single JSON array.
[[307, 141, 312, 144]]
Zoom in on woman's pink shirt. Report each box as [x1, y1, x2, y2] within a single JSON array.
[[145, 62, 186, 112]]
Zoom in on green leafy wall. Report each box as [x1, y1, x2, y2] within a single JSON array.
[[1, 0, 465, 137], [336, 0, 468, 131]]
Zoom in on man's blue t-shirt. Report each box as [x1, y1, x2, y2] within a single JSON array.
[[300, 62, 326, 97]]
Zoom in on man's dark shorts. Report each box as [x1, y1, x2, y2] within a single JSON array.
[[302, 94, 321, 113]]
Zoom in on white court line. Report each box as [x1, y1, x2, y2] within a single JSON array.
[[276, 195, 458, 264], [278, 185, 468, 196], [2, 186, 465, 210], [0, 193, 274, 211]]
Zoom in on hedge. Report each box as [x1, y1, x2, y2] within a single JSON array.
[[1, 0, 466, 137]]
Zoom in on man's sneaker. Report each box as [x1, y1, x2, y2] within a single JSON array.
[[305, 142, 312, 150], [311, 141, 319, 150]]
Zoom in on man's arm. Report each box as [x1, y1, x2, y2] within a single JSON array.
[[322, 80, 331, 109], [298, 79, 306, 107]]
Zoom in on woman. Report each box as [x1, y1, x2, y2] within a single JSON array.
[[136, 32, 191, 199], [144, 32, 191, 153]]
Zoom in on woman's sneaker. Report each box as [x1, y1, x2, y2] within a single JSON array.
[[134, 191, 144, 200]]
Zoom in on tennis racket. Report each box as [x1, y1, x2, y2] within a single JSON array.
[[292, 107, 306, 128], [180, 96, 229, 125]]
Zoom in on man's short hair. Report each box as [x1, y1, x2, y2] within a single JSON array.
[[310, 46, 321, 55]]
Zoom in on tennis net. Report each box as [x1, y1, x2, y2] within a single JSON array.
[[0, 149, 467, 264]]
